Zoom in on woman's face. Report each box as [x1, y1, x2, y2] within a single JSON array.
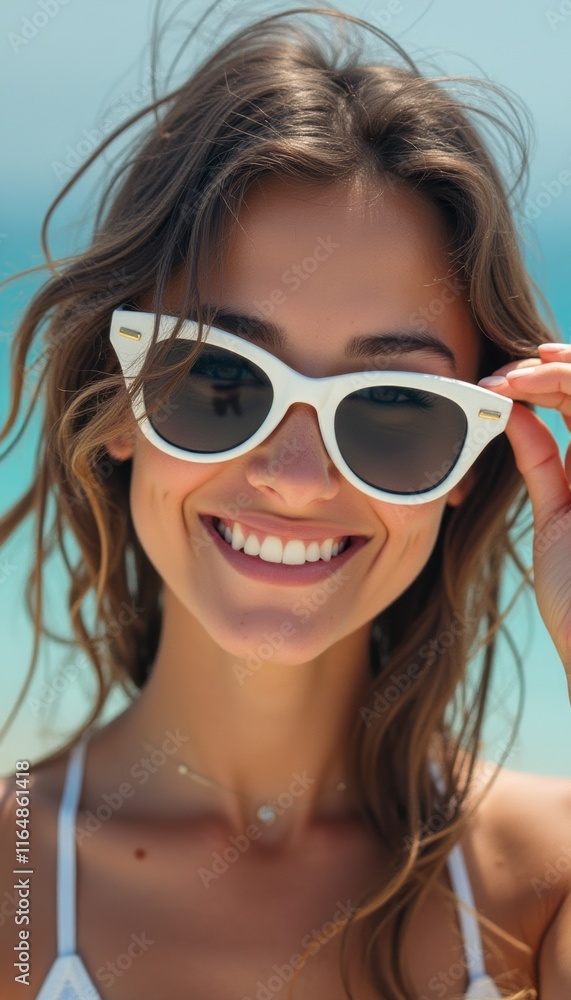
[[107, 177, 481, 663]]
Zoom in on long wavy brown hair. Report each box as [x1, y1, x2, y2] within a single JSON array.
[[0, 4, 561, 997]]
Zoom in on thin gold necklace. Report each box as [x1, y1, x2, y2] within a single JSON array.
[[141, 739, 348, 826]]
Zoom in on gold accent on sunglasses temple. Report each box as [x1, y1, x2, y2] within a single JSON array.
[[118, 327, 142, 340], [478, 409, 502, 420]]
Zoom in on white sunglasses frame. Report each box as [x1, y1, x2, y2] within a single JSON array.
[[109, 309, 513, 506]]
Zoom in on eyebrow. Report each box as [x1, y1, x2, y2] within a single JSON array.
[[196, 309, 457, 373]]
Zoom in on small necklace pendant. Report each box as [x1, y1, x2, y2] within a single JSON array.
[[256, 804, 277, 825]]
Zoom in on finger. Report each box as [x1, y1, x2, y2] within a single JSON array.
[[537, 342, 571, 360], [504, 402, 571, 530], [481, 342, 571, 378], [505, 364, 571, 430], [479, 361, 571, 430]]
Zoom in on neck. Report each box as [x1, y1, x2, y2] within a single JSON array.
[[105, 588, 376, 844]]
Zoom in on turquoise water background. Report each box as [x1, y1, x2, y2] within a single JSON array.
[[1, 0, 570, 776]]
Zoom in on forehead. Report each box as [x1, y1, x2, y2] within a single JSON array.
[[193, 177, 481, 380]]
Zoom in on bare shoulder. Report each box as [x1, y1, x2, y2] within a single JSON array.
[[0, 747, 72, 863], [0, 748, 70, 828], [468, 758, 571, 876], [462, 758, 571, 957]]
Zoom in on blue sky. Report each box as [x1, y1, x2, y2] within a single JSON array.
[[1, 2, 569, 213], [1, 0, 570, 773], [1, 0, 570, 297]]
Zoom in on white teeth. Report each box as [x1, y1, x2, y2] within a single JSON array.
[[258, 535, 283, 563], [305, 541, 321, 562], [243, 534, 261, 556], [320, 538, 333, 561], [231, 522, 246, 551], [214, 519, 349, 565], [282, 540, 307, 565]]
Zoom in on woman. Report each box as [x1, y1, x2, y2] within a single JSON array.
[[0, 6, 570, 999]]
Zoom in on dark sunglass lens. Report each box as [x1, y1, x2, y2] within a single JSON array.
[[143, 341, 273, 453], [335, 384, 467, 494]]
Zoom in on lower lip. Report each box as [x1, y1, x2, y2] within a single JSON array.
[[198, 516, 370, 587]]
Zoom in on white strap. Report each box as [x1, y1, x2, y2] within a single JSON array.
[[428, 757, 487, 980], [57, 730, 92, 956], [446, 842, 487, 978]]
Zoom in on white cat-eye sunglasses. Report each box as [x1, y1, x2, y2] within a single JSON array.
[[109, 309, 512, 505]]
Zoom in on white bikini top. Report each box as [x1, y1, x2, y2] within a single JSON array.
[[35, 730, 501, 999]]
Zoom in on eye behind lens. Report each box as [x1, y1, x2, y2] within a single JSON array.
[[144, 340, 274, 454], [335, 388, 467, 495]]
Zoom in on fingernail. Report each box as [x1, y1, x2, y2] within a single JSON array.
[[478, 375, 507, 386], [506, 366, 541, 378], [538, 342, 569, 351]]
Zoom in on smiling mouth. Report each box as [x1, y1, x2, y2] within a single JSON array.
[[207, 515, 357, 566]]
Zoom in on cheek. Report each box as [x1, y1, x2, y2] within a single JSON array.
[[348, 499, 449, 626], [372, 497, 448, 566], [128, 440, 225, 552]]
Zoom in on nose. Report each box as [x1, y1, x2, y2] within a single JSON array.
[[244, 403, 341, 507]]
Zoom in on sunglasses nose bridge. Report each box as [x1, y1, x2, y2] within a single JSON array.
[[272, 368, 338, 445], [280, 366, 337, 408], [261, 369, 339, 466]]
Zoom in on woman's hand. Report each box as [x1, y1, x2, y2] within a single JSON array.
[[479, 344, 571, 697]]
